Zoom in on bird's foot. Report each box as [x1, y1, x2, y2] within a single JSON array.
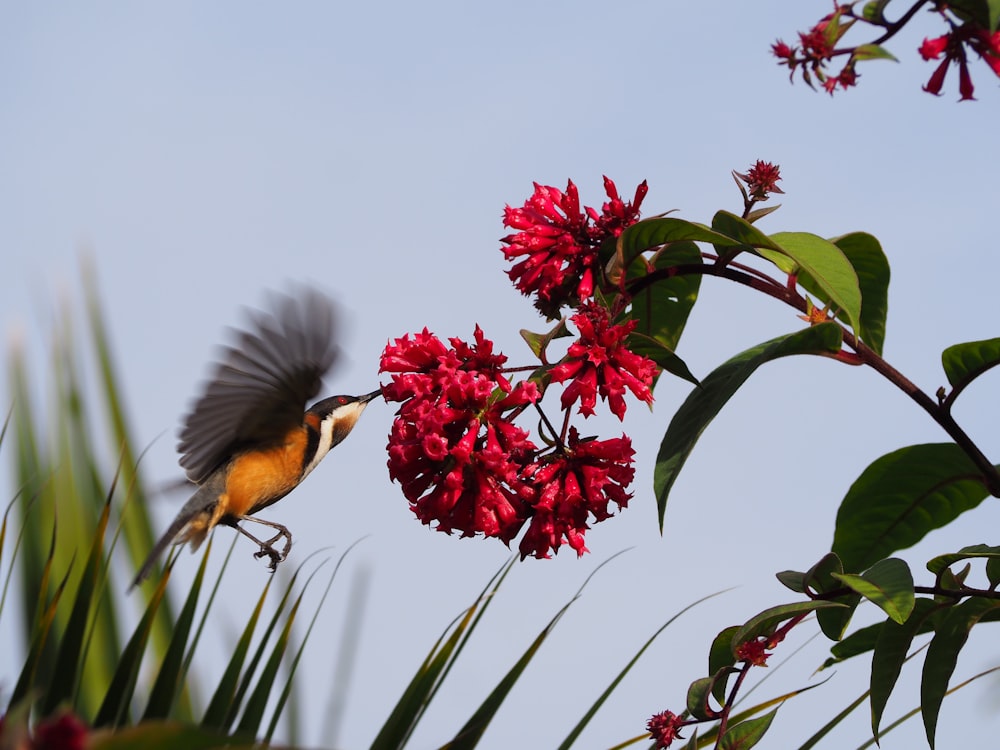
[[252, 529, 293, 571]]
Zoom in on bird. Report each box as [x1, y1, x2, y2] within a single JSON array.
[[130, 287, 380, 589]]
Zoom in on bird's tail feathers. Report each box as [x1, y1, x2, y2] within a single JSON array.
[[128, 479, 221, 592]]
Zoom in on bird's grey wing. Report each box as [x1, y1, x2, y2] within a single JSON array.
[[177, 286, 340, 483]]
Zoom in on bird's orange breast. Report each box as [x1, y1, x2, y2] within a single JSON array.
[[222, 427, 309, 517]]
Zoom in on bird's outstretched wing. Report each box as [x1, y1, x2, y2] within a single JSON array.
[[177, 286, 340, 483]]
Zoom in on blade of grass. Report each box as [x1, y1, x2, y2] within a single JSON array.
[[444, 552, 632, 749], [852, 664, 1000, 750], [222, 560, 304, 732], [235, 564, 319, 736], [7, 560, 75, 709], [92, 561, 173, 728], [370, 559, 517, 750], [201, 574, 272, 730], [41, 488, 113, 716], [264, 539, 367, 742], [142, 537, 213, 720], [558, 589, 733, 749]]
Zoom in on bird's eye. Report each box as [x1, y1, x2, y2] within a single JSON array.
[[338, 396, 349, 405]]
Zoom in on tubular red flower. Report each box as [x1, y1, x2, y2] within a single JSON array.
[[923, 56, 950, 95], [958, 57, 976, 100], [381, 327, 539, 543], [920, 34, 949, 60], [517, 428, 635, 559], [501, 178, 647, 318], [550, 304, 657, 420]]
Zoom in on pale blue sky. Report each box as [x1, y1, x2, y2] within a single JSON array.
[[2, 3, 999, 748]]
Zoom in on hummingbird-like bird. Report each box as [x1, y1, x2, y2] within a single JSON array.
[[131, 288, 379, 589]]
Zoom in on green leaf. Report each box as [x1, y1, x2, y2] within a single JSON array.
[[821, 620, 885, 669], [686, 676, 716, 721], [926, 544, 1000, 575], [921, 598, 1000, 747], [770, 232, 862, 337], [628, 240, 703, 357], [861, 0, 891, 22], [852, 43, 898, 61], [654, 324, 843, 527], [627, 332, 699, 386], [987, 557, 1000, 589], [617, 217, 742, 264], [829, 232, 890, 354], [708, 626, 740, 705], [871, 598, 938, 740], [775, 570, 806, 594], [832, 558, 914, 624], [832, 444, 992, 573], [718, 708, 778, 750], [710, 211, 782, 259], [941, 337, 1000, 401], [520, 319, 571, 361], [733, 600, 847, 652], [946, 0, 1000, 29]]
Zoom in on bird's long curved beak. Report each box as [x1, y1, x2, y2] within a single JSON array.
[[360, 389, 382, 404]]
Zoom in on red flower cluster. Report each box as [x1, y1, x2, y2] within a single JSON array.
[[501, 177, 647, 319], [772, 7, 859, 96], [381, 322, 641, 558], [920, 25, 1000, 100], [550, 303, 657, 420], [518, 428, 635, 558], [382, 327, 539, 544], [735, 160, 784, 202], [0, 712, 87, 750], [647, 710, 686, 748]]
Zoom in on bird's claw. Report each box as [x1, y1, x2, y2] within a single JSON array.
[[252, 529, 292, 571]]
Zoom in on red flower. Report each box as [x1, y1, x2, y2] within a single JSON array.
[[549, 303, 657, 420], [381, 327, 540, 542], [647, 710, 686, 748], [920, 24, 1000, 100], [975, 29, 1000, 76], [501, 178, 647, 318], [920, 34, 949, 61], [518, 428, 635, 559], [771, 39, 795, 61], [798, 20, 834, 62], [735, 637, 771, 667], [736, 160, 783, 201], [32, 714, 87, 750]]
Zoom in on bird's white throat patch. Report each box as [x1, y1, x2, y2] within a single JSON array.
[[301, 400, 370, 480]]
